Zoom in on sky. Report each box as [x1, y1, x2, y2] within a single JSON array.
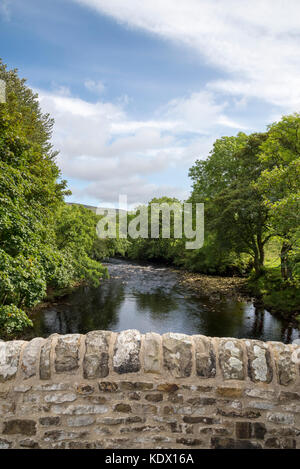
[[1, 0, 300, 208]]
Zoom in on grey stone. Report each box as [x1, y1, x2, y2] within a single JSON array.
[[55, 334, 81, 373], [67, 416, 95, 427], [247, 401, 274, 410], [113, 330, 141, 374], [125, 416, 146, 424], [120, 425, 164, 434], [44, 392, 77, 403], [21, 338, 45, 379], [176, 437, 202, 447], [120, 381, 153, 390], [17, 404, 50, 416], [95, 427, 113, 436], [39, 337, 53, 380], [19, 439, 39, 449], [67, 441, 96, 449], [0, 438, 12, 449], [43, 430, 87, 442], [163, 333, 192, 378], [23, 393, 41, 403], [143, 332, 161, 373], [244, 340, 273, 383], [52, 404, 109, 415], [281, 404, 300, 413], [98, 417, 125, 425], [134, 404, 157, 414], [265, 437, 296, 449], [34, 383, 72, 391], [269, 342, 297, 386], [218, 338, 245, 380], [0, 341, 25, 382], [217, 409, 260, 419], [245, 388, 275, 400], [14, 384, 32, 393], [83, 330, 111, 379], [267, 412, 294, 425], [193, 335, 216, 378], [39, 417, 60, 426]]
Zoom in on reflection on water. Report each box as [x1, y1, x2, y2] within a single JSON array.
[[31, 259, 300, 344]]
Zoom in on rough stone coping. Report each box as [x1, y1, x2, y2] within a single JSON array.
[[0, 330, 299, 386]]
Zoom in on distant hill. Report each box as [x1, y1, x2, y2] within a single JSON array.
[[67, 202, 127, 216]]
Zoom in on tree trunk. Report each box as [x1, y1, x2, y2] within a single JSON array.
[[253, 236, 264, 278], [253, 248, 262, 278], [280, 241, 292, 280], [257, 234, 265, 271]]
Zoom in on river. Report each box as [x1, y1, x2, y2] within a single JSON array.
[[31, 259, 299, 344]]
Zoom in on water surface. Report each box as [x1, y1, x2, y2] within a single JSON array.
[[31, 259, 299, 343]]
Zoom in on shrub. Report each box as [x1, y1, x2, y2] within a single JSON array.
[[0, 304, 33, 338]]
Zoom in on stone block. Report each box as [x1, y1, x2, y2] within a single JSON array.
[[113, 330, 141, 374], [163, 333, 192, 378], [218, 338, 245, 380], [83, 331, 111, 379], [193, 335, 216, 378], [0, 341, 25, 382], [55, 334, 81, 373]]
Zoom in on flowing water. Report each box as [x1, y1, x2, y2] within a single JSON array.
[[31, 258, 299, 343]]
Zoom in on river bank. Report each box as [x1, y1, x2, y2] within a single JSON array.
[[175, 267, 300, 328], [177, 270, 249, 301]]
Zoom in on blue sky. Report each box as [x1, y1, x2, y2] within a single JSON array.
[[1, 0, 300, 207]]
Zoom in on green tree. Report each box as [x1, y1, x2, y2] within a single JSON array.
[[127, 197, 183, 263], [0, 60, 106, 337], [257, 114, 300, 279], [189, 133, 271, 276]]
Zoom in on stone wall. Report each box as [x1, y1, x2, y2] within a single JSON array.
[[0, 330, 300, 449]]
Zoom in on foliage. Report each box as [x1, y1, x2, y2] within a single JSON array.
[[0, 60, 106, 338], [0, 305, 33, 338], [256, 114, 300, 281], [127, 197, 183, 263], [189, 133, 271, 276]]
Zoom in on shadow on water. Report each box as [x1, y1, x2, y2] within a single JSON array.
[[32, 281, 125, 337], [31, 259, 300, 343]]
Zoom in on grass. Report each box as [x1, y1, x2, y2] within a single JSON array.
[[264, 237, 281, 269]]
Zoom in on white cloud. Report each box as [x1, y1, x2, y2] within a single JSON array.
[[162, 91, 247, 132], [85, 176, 188, 206], [73, 0, 300, 111], [85, 79, 106, 95], [37, 85, 239, 205]]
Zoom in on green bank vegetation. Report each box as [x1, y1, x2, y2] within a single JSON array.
[[0, 61, 299, 337], [0, 60, 109, 338]]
